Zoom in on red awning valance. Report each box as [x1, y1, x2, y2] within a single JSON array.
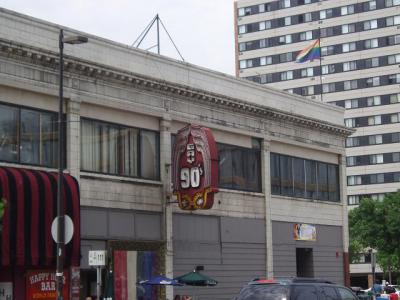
[[0, 167, 80, 267]]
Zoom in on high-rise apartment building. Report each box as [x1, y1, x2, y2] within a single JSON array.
[[235, 0, 400, 286]]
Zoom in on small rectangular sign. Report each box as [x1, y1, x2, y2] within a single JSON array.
[[70, 267, 80, 300], [0, 282, 12, 300], [89, 250, 107, 266], [294, 224, 316, 241]]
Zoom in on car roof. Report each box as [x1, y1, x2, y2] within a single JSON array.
[[249, 277, 336, 286]]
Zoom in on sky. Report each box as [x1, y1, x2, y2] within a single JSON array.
[[0, 0, 236, 75]]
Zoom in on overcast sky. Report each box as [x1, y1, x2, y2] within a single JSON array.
[[0, 0, 236, 75]]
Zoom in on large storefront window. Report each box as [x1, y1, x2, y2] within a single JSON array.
[[0, 103, 58, 167], [218, 142, 261, 192], [81, 119, 160, 180], [270, 153, 340, 202]]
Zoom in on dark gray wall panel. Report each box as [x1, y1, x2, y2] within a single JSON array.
[[272, 221, 344, 284], [81, 206, 161, 240], [221, 217, 265, 243], [108, 210, 135, 239], [81, 208, 108, 238], [135, 213, 161, 240], [174, 214, 219, 242], [173, 214, 266, 300]]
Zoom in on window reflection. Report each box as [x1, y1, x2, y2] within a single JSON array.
[[0, 104, 58, 167], [218, 143, 261, 192], [270, 153, 340, 202], [0, 104, 19, 162], [80, 119, 159, 180]]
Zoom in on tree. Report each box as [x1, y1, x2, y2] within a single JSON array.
[[0, 197, 6, 220], [349, 191, 400, 272], [0, 197, 6, 232]]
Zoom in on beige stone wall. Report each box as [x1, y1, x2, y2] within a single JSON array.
[[80, 176, 163, 212]]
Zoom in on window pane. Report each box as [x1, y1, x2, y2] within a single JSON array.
[[271, 153, 281, 194], [317, 163, 329, 200], [280, 155, 293, 196], [81, 119, 101, 172], [305, 160, 317, 199], [219, 144, 261, 192], [322, 286, 339, 300], [41, 112, 58, 167], [293, 158, 305, 198], [0, 104, 19, 162], [140, 130, 159, 179], [120, 127, 138, 177], [390, 94, 400, 103], [231, 148, 245, 189], [292, 286, 318, 300], [107, 125, 119, 174], [20, 110, 40, 165], [328, 164, 339, 201], [244, 149, 261, 191], [218, 144, 233, 189], [338, 288, 357, 300]]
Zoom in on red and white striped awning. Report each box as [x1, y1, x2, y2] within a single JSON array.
[[0, 167, 80, 267]]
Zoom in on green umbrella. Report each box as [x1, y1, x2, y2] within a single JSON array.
[[174, 270, 217, 287]]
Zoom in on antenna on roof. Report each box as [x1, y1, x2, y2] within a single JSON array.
[[132, 14, 185, 62]]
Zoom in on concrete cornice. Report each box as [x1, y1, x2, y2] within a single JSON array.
[[0, 37, 354, 137]]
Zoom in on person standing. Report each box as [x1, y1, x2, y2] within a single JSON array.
[[372, 280, 383, 297]]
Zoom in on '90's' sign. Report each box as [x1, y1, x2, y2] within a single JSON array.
[[172, 125, 218, 210]]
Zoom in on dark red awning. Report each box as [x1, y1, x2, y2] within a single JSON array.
[[0, 167, 80, 267]]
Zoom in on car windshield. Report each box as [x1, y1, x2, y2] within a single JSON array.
[[237, 284, 289, 300]]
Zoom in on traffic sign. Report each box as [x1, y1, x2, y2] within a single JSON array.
[[89, 250, 107, 266], [51, 215, 74, 244]]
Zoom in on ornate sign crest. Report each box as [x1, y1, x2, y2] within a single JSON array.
[[172, 124, 219, 210]]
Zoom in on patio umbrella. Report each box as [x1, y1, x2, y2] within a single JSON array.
[[174, 270, 218, 286], [139, 275, 183, 286]]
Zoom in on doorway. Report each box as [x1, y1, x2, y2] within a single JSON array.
[[296, 248, 314, 278]]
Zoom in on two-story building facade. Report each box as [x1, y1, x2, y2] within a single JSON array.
[[0, 8, 352, 300]]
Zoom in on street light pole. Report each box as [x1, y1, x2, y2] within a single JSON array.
[[56, 29, 87, 300], [56, 28, 65, 300], [371, 250, 376, 284]]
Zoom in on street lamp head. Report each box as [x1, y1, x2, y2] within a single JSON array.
[[63, 35, 88, 45]]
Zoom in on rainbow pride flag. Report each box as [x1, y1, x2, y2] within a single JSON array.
[[295, 39, 321, 63]]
